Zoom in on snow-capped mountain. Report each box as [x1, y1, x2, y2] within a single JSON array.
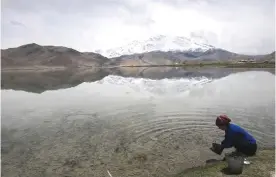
[[95, 35, 215, 58]]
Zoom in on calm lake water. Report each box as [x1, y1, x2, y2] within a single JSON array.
[[1, 67, 275, 177]]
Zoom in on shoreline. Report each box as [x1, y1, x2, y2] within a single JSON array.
[[1, 62, 275, 72], [173, 148, 275, 177], [117, 62, 275, 68]]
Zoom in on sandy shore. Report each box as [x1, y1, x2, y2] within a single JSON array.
[[175, 149, 275, 177]]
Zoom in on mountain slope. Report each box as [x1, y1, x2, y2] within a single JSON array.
[[106, 49, 275, 66], [1, 43, 109, 68], [198, 49, 240, 61], [96, 34, 250, 66], [96, 35, 215, 58]]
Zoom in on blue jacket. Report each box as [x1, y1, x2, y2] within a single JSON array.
[[221, 123, 256, 148]]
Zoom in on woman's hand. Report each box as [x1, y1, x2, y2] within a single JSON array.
[[210, 143, 223, 155]]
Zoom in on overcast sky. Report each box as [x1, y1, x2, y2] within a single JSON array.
[[1, 0, 275, 54]]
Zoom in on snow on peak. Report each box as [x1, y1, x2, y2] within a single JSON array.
[[95, 35, 215, 58]]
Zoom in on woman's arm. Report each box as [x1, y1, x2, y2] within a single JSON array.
[[221, 134, 234, 149]]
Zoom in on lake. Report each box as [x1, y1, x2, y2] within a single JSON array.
[[1, 67, 275, 177]]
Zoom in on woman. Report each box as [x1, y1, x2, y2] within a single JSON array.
[[213, 115, 257, 156]]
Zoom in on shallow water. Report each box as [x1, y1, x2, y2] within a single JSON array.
[[1, 69, 275, 177]]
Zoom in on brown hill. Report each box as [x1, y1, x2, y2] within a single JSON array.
[[1, 43, 109, 68], [262, 51, 275, 61]]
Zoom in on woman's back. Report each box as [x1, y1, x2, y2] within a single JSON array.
[[227, 123, 256, 144]]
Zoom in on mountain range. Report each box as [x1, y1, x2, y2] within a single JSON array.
[[1, 35, 275, 68], [95, 35, 215, 58]]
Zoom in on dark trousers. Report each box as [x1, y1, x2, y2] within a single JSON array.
[[232, 133, 257, 156]]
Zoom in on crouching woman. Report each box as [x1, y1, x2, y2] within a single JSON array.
[[214, 115, 257, 156]]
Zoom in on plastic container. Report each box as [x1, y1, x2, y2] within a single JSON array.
[[226, 155, 244, 174]]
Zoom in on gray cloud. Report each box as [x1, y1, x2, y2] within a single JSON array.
[[1, 0, 275, 54], [10, 20, 25, 27]]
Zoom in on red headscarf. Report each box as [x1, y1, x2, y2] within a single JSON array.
[[216, 114, 231, 126]]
